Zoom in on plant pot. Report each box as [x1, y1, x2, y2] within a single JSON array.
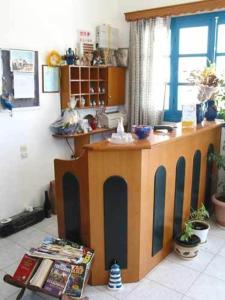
[[212, 193, 225, 227], [174, 234, 201, 260], [190, 220, 210, 244]]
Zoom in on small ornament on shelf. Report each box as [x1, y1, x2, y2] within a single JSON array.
[[80, 97, 86, 107]]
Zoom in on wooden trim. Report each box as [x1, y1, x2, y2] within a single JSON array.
[[125, 0, 225, 21]]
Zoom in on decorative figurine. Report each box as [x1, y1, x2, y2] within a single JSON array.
[[65, 48, 75, 65], [80, 96, 85, 107], [91, 50, 104, 65], [108, 261, 123, 291]]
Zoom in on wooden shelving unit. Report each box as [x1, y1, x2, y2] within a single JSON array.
[[60, 66, 126, 109]]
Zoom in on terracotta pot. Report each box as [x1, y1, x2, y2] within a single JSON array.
[[212, 193, 225, 227]]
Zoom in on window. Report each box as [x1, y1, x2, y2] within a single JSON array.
[[164, 11, 225, 122]]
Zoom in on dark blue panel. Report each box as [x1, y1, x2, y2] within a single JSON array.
[[104, 176, 127, 270], [205, 144, 214, 212], [63, 172, 81, 243], [152, 166, 166, 256], [173, 157, 185, 238], [191, 150, 201, 211]]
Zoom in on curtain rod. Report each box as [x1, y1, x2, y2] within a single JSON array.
[[124, 0, 225, 21]]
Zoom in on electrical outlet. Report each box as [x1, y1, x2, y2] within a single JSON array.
[[20, 144, 28, 159]]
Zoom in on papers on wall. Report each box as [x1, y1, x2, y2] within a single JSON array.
[[14, 72, 35, 99], [0, 50, 2, 94], [96, 25, 119, 49], [10, 50, 35, 72]]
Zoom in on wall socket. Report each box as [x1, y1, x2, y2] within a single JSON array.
[[20, 145, 28, 159]]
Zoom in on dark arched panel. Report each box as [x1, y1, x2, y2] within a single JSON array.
[[104, 176, 127, 270], [63, 172, 81, 243], [205, 144, 214, 212], [173, 157, 185, 238], [191, 150, 201, 211], [152, 166, 166, 256]]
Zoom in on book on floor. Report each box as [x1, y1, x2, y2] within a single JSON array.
[[29, 258, 53, 288], [43, 261, 71, 297], [63, 263, 87, 298], [12, 254, 39, 284], [27, 236, 94, 266]]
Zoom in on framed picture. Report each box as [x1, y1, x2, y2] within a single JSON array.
[[115, 48, 129, 67], [42, 65, 60, 93]]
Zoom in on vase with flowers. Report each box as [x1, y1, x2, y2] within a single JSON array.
[[188, 63, 224, 123]]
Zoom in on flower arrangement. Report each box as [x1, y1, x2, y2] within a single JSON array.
[[188, 63, 224, 103]]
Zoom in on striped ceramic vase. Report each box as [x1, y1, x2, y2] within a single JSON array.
[[107, 262, 123, 291]]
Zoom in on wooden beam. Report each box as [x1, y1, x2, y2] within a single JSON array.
[[125, 0, 225, 21]]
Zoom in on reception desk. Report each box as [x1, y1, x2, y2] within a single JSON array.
[[54, 122, 222, 285]]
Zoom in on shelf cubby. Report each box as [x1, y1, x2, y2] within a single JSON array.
[[70, 66, 80, 80], [70, 81, 80, 94], [90, 68, 99, 80]]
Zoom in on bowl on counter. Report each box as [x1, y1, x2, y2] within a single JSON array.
[[132, 125, 152, 140]]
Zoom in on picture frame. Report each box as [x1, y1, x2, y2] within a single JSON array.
[[115, 48, 129, 67], [42, 65, 60, 93]]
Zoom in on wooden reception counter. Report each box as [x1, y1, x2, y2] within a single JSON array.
[[54, 122, 222, 285]]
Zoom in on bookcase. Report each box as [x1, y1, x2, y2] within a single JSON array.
[[60, 65, 126, 109]]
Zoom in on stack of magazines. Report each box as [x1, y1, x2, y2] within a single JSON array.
[[12, 236, 94, 299]]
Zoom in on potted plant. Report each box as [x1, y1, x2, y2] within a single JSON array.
[[174, 221, 201, 260], [210, 152, 225, 227], [189, 203, 210, 244]]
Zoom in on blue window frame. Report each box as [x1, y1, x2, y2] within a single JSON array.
[[164, 11, 225, 122]]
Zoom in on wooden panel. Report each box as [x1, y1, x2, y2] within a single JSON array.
[[63, 172, 81, 242], [104, 176, 127, 270], [88, 150, 142, 285], [191, 150, 201, 211], [107, 67, 126, 106], [125, 0, 225, 21], [205, 144, 214, 211], [60, 65, 70, 109], [173, 157, 185, 238], [54, 152, 90, 247], [152, 166, 166, 256]]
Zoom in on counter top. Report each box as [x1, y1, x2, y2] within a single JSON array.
[[84, 121, 224, 151]]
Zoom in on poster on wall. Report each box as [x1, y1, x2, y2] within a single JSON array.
[[10, 50, 35, 72], [42, 65, 60, 93], [14, 73, 35, 99]]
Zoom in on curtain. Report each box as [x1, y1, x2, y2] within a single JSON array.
[[129, 17, 171, 126]]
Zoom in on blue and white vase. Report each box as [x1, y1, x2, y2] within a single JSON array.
[[107, 262, 123, 291], [205, 100, 217, 121]]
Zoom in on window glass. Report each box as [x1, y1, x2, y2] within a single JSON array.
[[177, 85, 198, 110], [217, 24, 225, 53], [179, 26, 208, 54], [178, 57, 207, 83], [216, 56, 225, 77]]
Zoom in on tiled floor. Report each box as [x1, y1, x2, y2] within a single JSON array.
[[1, 217, 225, 300]]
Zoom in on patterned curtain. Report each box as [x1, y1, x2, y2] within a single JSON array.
[[128, 17, 171, 126]]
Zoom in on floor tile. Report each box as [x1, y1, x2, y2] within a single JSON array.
[[146, 260, 200, 294], [204, 254, 225, 281], [0, 269, 19, 299], [83, 284, 117, 299], [125, 279, 183, 300], [9, 227, 50, 250], [200, 231, 225, 254], [166, 249, 214, 272], [96, 281, 140, 300], [187, 273, 225, 300], [0, 240, 25, 269]]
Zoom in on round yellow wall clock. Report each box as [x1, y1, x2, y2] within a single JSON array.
[[46, 50, 62, 66]]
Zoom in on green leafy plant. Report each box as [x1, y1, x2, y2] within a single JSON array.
[[190, 203, 209, 221], [180, 221, 193, 242], [209, 151, 225, 194]]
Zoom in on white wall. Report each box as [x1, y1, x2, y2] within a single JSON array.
[[0, 0, 120, 219], [0, 0, 201, 219]]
